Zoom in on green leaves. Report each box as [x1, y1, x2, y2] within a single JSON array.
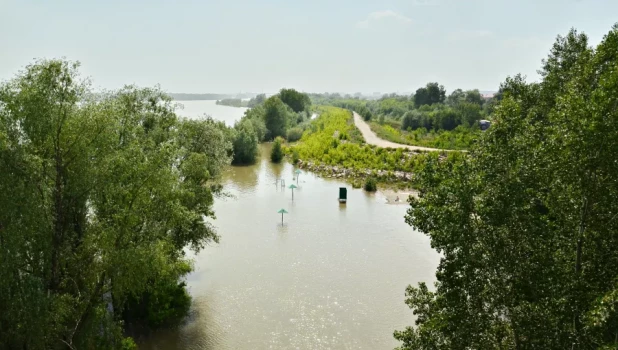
[[397, 25, 618, 349], [0, 60, 231, 348]]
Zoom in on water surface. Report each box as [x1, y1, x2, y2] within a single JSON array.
[[139, 102, 439, 349], [176, 100, 248, 126]]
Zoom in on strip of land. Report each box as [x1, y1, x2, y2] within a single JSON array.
[[353, 112, 457, 152]]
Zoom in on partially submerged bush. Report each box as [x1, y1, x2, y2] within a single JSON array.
[[364, 177, 377, 192]]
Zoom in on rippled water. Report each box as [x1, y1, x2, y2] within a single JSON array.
[[139, 102, 440, 349]]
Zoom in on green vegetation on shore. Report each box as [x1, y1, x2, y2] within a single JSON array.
[[369, 122, 476, 150], [216, 98, 248, 107], [396, 25, 618, 349], [0, 60, 232, 348], [309, 82, 492, 150], [287, 106, 437, 174], [225, 89, 313, 164]]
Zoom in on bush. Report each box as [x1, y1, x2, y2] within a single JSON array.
[[271, 137, 284, 163], [364, 177, 377, 192], [232, 119, 259, 164], [291, 149, 300, 164], [287, 127, 303, 142], [122, 261, 193, 329], [122, 337, 138, 350], [352, 180, 362, 188]]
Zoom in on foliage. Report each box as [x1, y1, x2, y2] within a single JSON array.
[[371, 122, 477, 150], [0, 60, 231, 349], [122, 261, 192, 329], [232, 118, 259, 164], [310, 85, 486, 148], [289, 107, 435, 173], [291, 148, 300, 164], [287, 127, 304, 142], [364, 177, 377, 192], [279, 88, 311, 113], [270, 137, 284, 163], [215, 98, 248, 107], [121, 337, 138, 350], [242, 104, 268, 141], [263, 96, 291, 139], [395, 25, 618, 349], [247, 93, 266, 108], [413, 82, 446, 107]]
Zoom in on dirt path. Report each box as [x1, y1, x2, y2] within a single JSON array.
[[353, 112, 458, 152]]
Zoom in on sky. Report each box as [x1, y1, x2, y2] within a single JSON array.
[[1, 0, 617, 95]]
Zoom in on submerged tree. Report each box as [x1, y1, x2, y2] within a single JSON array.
[[396, 25, 618, 349], [0, 60, 231, 349], [270, 137, 284, 163]]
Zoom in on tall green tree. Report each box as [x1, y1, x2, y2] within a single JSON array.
[[232, 118, 259, 164], [270, 137, 284, 163], [279, 88, 311, 113], [414, 82, 446, 107], [0, 60, 231, 349], [263, 96, 290, 139], [395, 25, 618, 349]]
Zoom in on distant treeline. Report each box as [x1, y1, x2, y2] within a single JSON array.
[[309, 84, 501, 149], [216, 98, 249, 107], [169, 93, 258, 101]]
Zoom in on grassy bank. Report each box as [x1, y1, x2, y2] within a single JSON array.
[[368, 121, 477, 150], [287, 106, 447, 188]]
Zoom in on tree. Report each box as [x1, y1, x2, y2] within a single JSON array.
[[247, 93, 266, 108], [232, 119, 259, 164], [395, 25, 618, 349], [401, 111, 421, 130], [464, 89, 483, 106], [414, 82, 446, 107], [270, 137, 284, 163], [0, 60, 231, 349], [279, 88, 311, 113], [243, 104, 268, 141], [263, 96, 290, 139]]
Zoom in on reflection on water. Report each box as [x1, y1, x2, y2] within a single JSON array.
[[139, 144, 439, 349]]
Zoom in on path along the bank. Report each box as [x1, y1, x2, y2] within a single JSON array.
[[353, 111, 460, 152]]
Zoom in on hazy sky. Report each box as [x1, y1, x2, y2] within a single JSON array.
[[1, 0, 616, 94]]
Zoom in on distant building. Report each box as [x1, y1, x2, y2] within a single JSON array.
[[481, 93, 495, 99]]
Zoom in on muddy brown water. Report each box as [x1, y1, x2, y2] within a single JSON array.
[[139, 103, 439, 349]]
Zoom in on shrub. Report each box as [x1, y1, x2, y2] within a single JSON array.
[[232, 119, 259, 164], [287, 127, 303, 142], [292, 149, 300, 164], [271, 137, 284, 163], [364, 177, 377, 192], [122, 337, 138, 350]]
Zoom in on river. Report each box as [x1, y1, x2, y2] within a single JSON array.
[[139, 102, 440, 349], [176, 99, 249, 126]]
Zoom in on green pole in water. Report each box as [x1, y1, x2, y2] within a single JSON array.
[[288, 184, 298, 200], [277, 208, 288, 224], [294, 169, 301, 184]]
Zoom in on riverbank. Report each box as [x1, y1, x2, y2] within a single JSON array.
[[286, 107, 454, 191], [352, 112, 455, 152]]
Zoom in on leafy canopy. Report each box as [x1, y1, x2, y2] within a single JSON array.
[[0, 59, 231, 349], [395, 25, 618, 350]]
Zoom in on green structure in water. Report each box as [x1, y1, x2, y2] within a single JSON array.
[[339, 187, 347, 203], [277, 208, 288, 224], [288, 184, 298, 200]]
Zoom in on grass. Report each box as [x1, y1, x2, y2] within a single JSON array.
[[369, 122, 478, 150], [287, 106, 435, 174]]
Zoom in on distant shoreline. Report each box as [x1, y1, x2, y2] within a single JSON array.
[[169, 93, 257, 101]]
